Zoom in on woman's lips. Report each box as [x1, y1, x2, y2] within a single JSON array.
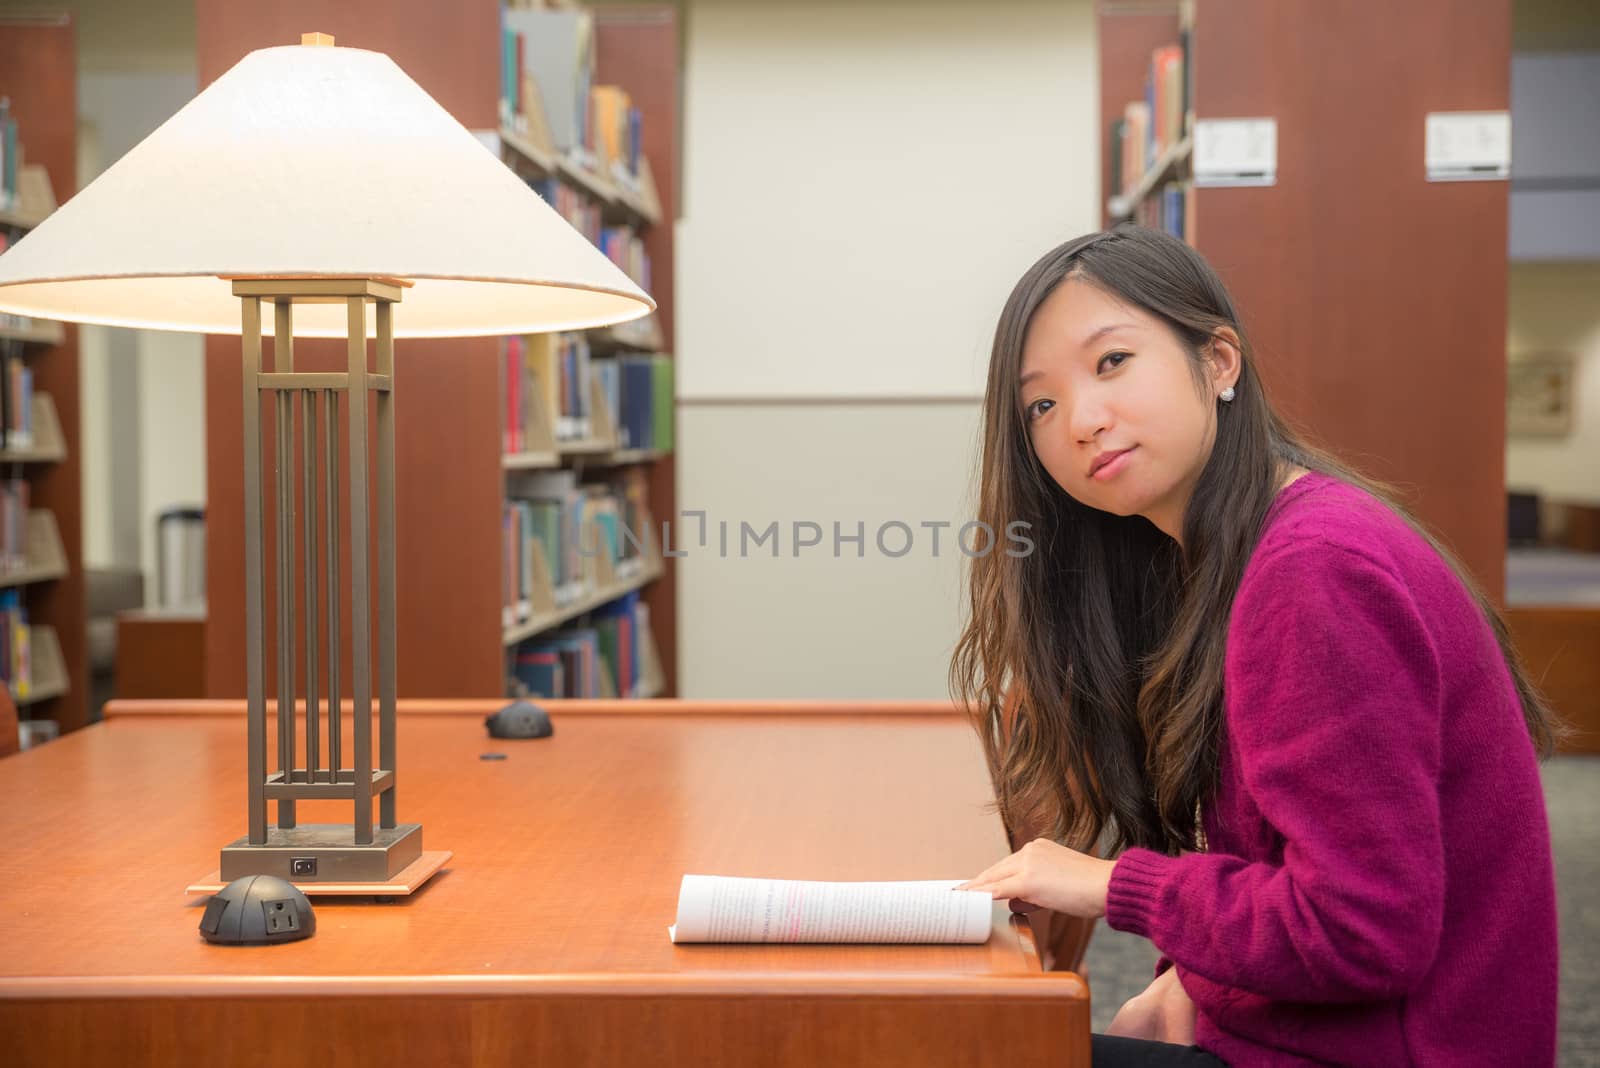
[[1089, 447, 1135, 480]]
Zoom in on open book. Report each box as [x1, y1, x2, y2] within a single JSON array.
[[667, 874, 994, 944]]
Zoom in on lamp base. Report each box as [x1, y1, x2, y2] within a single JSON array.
[[220, 822, 423, 882], [188, 849, 452, 898]]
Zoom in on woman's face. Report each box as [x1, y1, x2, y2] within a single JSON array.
[[1017, 278, 1231, 541]]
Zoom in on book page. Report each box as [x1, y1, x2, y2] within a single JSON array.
[[667, 874, 994, 944]]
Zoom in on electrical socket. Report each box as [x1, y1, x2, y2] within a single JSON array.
[[263, 899, 300, 934], [290, 857, 317, 877]]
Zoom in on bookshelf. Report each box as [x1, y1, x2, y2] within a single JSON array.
[[0, 319, 64, 347], [1106, 133, 1190, 224], [492, 3, 678, 704], [0, 14, 88, 736], [499, 124, 663, 228], [0, 511, 70, 588], [1098, 0, 1512, 599], [198, 0, 679, 706]]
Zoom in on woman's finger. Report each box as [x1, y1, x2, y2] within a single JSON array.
[[955, 855, 1019, 891], [966, 856, 1019, 886], [966, 873, 1023, 900]]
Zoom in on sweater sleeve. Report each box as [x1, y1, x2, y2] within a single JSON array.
[[1104, 541, 1446, 1003]]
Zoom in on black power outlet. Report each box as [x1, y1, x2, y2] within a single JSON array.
[[290, 857, 317, 877], [263, 899, 300, 934]]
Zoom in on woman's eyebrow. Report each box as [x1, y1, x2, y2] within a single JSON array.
[[1020, 322, 1140, 387], [1077, 322, 1139, 350]]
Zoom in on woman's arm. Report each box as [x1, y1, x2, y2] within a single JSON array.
[[1107, 965, 1196, 1044], [1104, 542, 1447, 1003]]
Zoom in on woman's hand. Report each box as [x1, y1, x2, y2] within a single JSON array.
[[1106, 967, 1197, 1044], [955, 838, 1116, 919]]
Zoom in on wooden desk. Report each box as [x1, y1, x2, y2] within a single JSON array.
[[113, 609, 207, 700], [0, 700, 1089, 1066]]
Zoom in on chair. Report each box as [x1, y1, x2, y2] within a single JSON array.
[[0, 687, 20, 759]]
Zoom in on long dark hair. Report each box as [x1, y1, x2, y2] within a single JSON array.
[[950, 225, 1561, 857]]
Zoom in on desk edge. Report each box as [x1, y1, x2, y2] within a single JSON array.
[[0, 970, 1088, 1001]]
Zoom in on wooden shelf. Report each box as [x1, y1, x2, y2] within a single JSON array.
[[503, 449, 561, 471], [599, 447, 668, 466], [555, 436, 615, 456], [498, 124, 561, 176], [1108, 132, 1192, 221], [503, 373, 670, 470], [503, 445, 670, 471], [0, 163, 57, 230], [0, 511, 68, 589], [588, 315, 666, 354], [0, 318, 65, 346], [498, 126, 662, 228], [0, 393, 67, 463], [503, 560, 663, 647], [13, 622, 68, 707], [503, 509, 666, 647]]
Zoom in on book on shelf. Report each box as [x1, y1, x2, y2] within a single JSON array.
[[590, 84, 642, 185], [1133, 180, 1193, 241], [611, 354, 674, 452], [0, 478, 29, 572], [503, 466, 653, 623], [667, 875, 995, 945], [1109, 29, 1192, 204], [502, 7, 650, 190], [504, 332, 594, 446], [0, 354, 33, 450], [509, 590, 650, 700], [598, 225, 651, 292], [528, 176, 602, 244], [507, 468, 586, 609], [504, 340, 673, 455], [0, 98, 18, 213], [503, 6, 595, 158], [0, 588, 31, 698], [1109, 116, 1127, 203], [523, 628, 601, 697], [592, 593, 640, 697]]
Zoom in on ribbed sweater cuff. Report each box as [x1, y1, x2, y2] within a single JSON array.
[[1105, 848, 1175, 938]]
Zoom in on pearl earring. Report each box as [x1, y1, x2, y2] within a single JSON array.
[[1220, 386, 1236, 402]]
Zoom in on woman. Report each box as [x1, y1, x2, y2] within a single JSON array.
[[951, 226, 1560, 1067]]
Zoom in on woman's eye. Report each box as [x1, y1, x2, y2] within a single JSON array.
[[1098, 351, 1131, 373], [1025, 398, 1054, 421]]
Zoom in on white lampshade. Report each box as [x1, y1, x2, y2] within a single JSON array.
[[0, 41, 654, 338]]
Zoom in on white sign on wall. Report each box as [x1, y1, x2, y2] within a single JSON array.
[[1193, 118, 1277, 187], [1425, 112, 1511, 181]]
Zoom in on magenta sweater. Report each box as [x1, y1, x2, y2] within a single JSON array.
[[1105, 472, 1558, 1067]]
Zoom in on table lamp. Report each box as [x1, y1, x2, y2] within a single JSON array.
[[0, 35, 652, 891]]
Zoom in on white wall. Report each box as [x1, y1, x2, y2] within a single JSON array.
[[67, 0, 205, 605], [675, 0, 1099, 697], [1505, 262, 1600, 502]]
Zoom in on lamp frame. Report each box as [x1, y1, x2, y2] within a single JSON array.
[[218, 277, 430, 886]]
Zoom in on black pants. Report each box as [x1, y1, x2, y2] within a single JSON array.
[[1091, 1034, 1229, 1066]]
